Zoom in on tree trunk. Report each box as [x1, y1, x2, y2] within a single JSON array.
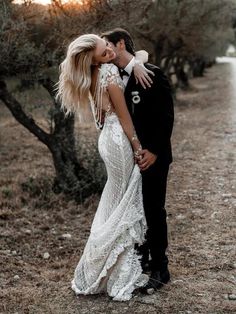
[[174, 57, 189, 89], [191, 58, 206, 77], [0, 79, 98, 203], [154, 34, 167, 65]]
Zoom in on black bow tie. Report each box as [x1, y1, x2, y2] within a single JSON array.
[[119, 68, 129, 79]]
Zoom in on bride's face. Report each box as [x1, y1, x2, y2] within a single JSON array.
[[93, 38, 116, 64]]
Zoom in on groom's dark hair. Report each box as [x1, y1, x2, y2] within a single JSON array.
[[101, 28, 135, 56]]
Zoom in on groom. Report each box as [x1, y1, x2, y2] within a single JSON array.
[[101, 28, 174, 293]]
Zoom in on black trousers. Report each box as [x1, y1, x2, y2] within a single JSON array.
[[139, 163, 170, 271]]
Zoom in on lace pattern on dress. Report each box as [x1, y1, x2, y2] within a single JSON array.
[[90, 63, 124, 129]]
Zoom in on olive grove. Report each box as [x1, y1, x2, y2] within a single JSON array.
[[0, 0, 235, 200]]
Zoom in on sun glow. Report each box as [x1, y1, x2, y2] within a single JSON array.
[[14, 0, 75, 5]]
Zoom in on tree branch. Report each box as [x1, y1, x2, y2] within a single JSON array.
[[0, 80, 51, 146], [38, 77, 74, 136]]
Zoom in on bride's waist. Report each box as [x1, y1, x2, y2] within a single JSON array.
[[101, 112, 125, 135]]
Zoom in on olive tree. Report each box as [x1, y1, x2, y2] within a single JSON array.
[[0, 0, 103, 201]]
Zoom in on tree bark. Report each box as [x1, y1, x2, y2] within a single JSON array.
[[174, 57, 189, 89], [191, 58, 206, 77], [0, 80, 51, 146]]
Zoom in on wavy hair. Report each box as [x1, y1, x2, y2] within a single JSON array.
[[56, 34, 99, 116], [101, 28, 135, 56]]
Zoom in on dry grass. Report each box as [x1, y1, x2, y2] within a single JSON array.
[[0, 62, 236, 313]]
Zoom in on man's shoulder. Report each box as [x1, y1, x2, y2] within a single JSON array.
[[144, 62, 159, 69], [143, 63, 172, 94], [144, 63, 162, 72], [144, 62, 162, 72]]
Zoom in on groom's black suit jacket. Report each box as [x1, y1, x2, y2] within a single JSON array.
[[124, 63, 174, 165], [124, 63, 174, 269]]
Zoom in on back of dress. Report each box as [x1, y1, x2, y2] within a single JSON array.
[[90, 63, 124, 129]]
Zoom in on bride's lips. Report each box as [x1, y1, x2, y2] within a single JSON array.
[[110, 51, 116, 60]]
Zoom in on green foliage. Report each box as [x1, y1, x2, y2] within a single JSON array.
[[0, 1, 59, 78], [1, 187, 13, 199]]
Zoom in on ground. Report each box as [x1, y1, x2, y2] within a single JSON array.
[[0, 58, 235, 314]]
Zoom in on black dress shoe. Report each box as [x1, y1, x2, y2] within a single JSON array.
[[140, 269, 170, 294]]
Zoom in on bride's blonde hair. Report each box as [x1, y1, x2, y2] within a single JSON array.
[[56, 34, 99, 116]]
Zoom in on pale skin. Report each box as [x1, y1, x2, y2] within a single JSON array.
[[92, 37, 157, 170]]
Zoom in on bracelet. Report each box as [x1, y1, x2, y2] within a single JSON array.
[[131, 133, 138, 142], [134, 145, 142, 157]]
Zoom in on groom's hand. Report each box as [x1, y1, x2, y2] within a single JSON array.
[[138, 149, 157, 171]]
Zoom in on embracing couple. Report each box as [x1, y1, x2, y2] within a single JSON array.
[[56, 28, 174, 301]]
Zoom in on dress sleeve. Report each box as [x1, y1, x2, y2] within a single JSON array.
[[99, 63, 124, 90]]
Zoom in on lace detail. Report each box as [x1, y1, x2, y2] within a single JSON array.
[[72, 80, 148, 301], [99, 63, 124, 90], [90, 64, 124, 129]]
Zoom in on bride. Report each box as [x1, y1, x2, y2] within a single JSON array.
[[56, 34, 152, 301]]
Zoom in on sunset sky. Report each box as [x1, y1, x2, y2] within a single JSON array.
[[14, 0, 71, 5]]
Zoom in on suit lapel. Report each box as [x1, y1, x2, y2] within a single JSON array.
[[124, 71, 136, 98]]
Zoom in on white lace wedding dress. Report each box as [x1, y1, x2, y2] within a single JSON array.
[[71, 63, 147, 301]]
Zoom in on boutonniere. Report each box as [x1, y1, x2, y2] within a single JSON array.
[[131, 91, 140, 114]]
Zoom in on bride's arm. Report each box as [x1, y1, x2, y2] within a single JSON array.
[[107, 83, 142, 158], [134, 50, 154, 89], [135, 50, 149, 63]]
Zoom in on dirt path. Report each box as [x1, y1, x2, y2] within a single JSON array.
[[0, 59, 235, 313]]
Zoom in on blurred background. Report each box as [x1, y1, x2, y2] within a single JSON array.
[[1, 0, 236, 200], [0, 1, 236, 313]]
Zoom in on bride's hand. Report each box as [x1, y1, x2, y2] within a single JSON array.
[[133, 63, 154, 89]]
